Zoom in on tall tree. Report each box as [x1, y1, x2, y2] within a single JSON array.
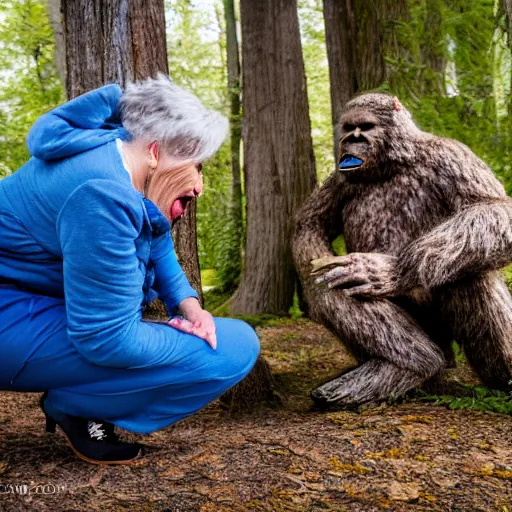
[[420, 0, 445, 95], [230, 0, 317, 315], [219, 0, 243, 292], [298, 0, 335, 181], [322, 0, 408, 158], [0, 0, 63, 176], [502, 0, 512, 48], [496, 0, 512, 189], [322, 0, 357, 159], [45, 0, 66, 89], [61, 0, 202, 299]]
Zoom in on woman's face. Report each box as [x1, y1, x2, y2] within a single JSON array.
[[144, 150, 203, 224]]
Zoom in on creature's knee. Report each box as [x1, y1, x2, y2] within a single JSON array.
[[418, 349, 445, 379]]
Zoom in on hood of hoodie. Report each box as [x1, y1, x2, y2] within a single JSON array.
[[26, 84, 131, 161]]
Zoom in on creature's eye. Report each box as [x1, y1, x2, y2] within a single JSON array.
[[343, 123, 356, 132], [359, 123, 375, 132]]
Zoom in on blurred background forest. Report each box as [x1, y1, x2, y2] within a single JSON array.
[[1, 0, 512, 315]]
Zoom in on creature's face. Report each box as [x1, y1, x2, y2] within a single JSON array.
[[338, 109, 385, 171], [337, 93, 419, 180]]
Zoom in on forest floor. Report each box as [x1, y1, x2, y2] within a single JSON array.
[[1, 319, 512, 512]]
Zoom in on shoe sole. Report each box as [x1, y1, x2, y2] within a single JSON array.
[[60, 430, 142, 466]]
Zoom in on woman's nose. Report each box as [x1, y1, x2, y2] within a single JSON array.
[[194, 173, 203, 196]]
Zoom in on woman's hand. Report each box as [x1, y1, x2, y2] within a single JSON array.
[[168, 297, 217, 350]]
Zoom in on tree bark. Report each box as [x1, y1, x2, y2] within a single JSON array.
[[221, 0, 243, 292], [45, 0, 67, 90], [420, 0, 445, 95], [503, 0, 512, 49], [322, 0, 357, 160], [322, 0, 408, 160], [230, 0, 317, 315], [62, 0, 202, 302]]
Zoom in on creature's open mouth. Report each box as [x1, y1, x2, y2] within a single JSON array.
[[339, 154, 364, 171], [170, 195, 194, 222]]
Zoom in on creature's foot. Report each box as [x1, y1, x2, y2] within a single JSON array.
[[311, 373, 363, 411], [310, 375, 376, 411], [310, 359, 426, 411]]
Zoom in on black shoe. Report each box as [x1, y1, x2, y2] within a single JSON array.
[[40, 392, 142, 465]]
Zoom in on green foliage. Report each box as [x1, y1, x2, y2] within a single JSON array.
[[332, 235, 347, 256], [502, 264, 512, 292], [298, 0, 335, 179], [419, 385, 512, 415], [384, 0, 512, 191], [451, 340, 466, 364], [203, 287, 231, 312], [0, 0, 63, 176], [288, 292, 304, 321], [200, 268, 218, 287]]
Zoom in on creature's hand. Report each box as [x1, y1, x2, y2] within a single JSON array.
[[311, 253, 400, 298], [169, 298, 217, 349]]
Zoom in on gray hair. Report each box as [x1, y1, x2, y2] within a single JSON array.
[[119, 73, 229, 162]]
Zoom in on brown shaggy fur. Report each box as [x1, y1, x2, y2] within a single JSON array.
[[292, 93, 512, 408]]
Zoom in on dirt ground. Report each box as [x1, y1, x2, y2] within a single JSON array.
[[1, 320, 511, 512]]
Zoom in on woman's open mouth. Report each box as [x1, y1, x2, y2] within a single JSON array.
[[170, 195, 194, 222]]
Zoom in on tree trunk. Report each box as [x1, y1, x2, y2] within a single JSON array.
[[62, 0, 202, 303], [322, 0, 408, 160], [503, 0, 512, 49], [45, 0, 67, 90], [421, 0, 445, 95], [322, 0, 357, 160], [220, 0, 243, 292], [230, 0, 317, 316]]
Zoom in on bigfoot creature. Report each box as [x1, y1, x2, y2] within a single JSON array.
[[292, 93, 512, 409]]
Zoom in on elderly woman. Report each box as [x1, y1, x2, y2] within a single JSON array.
[[0, 75, 259, 465]]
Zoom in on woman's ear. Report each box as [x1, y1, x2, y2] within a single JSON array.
[[148, 141, 159, 169]]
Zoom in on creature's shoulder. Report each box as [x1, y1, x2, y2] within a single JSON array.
[[418, 133, 505, 198], [420, 134, 487, 168]]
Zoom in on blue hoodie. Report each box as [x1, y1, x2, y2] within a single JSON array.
[[0, 85, 198, 368]]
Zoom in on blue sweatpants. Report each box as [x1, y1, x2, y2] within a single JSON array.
[[0, 286, 260, 434]]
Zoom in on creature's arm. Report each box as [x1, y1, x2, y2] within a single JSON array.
[[398, 144, 512, 291], [292, 170, 348, 277], [398, 198, 512, 290]]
